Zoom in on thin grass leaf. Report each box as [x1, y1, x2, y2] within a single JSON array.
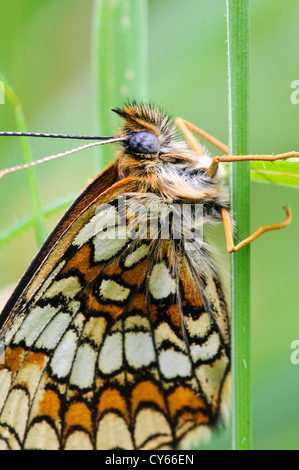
[[0, 192, 79, 248], [250, 160, 299, 188], [227, 0, 252, 450], [93, 0, 148, 169], [0, 75, 47, 247]]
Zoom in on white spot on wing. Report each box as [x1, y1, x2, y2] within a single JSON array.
[[184, 312, 212, 339], [98, 332, 123, 375], [148, 263, 176, 299], [73, 206, 118, 247], [99, 279, 130, 302], [24, 421, 59, 450], [124, 244, 149, 268], [0, 389, 29, 441], [134, 409, 171, 449], [196, 354, 229, 404], [13, 305, 58, 347], [35, 312, 72, 350], [33, 260, 66, 303], [43, 276, 81, 299], [96, 413, 133, 450], [159, 349, 191, 379], [70, 343, 97, 389], [190, 331, 220, 362], [92, 225, 129, 262], [125, 332, 155, 369], [2, 312, 26, 347], [65, 430, 93, 450], [50, 329, 77, 378]]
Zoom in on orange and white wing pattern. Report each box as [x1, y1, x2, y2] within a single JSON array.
[[0, 196, 230, 450], [0, 103, 231, 450]]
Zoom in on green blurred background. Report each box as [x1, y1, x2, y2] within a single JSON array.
[[0, 0, 298, 450]]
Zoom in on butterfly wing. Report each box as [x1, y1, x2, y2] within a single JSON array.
[[0, 177, 230, 450], [0, 161, 119, 329]]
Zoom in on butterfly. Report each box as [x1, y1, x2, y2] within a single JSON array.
[[0, 102, 292, 450]]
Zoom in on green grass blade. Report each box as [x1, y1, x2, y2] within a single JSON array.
[[93, 0, 148, 169], [250, 161, 299, 187], [0, 75, 48, 247], [0, 192, 79, 248], [226, 0, 252, 450]]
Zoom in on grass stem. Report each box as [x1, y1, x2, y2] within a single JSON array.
[[0, 75, 47, 248], [226, 0, 252, 450], [93, 0, 148, 169]]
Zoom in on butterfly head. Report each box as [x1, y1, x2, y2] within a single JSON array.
[[112, 103, 197, 174], [112, 102, 176, 157], [112, 103, 219, 202]]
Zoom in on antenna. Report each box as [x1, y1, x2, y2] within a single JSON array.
[[0, 134, 127, 179], [0, 131, 119, 140]]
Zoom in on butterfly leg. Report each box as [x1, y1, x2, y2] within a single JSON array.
[[174, 117, 229, 157], [174, 118, 296, 246], [207, 151, 299, 177], [221, 206, 292, 252]]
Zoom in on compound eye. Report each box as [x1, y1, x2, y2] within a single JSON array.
[[129, 131, 160, 154]]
